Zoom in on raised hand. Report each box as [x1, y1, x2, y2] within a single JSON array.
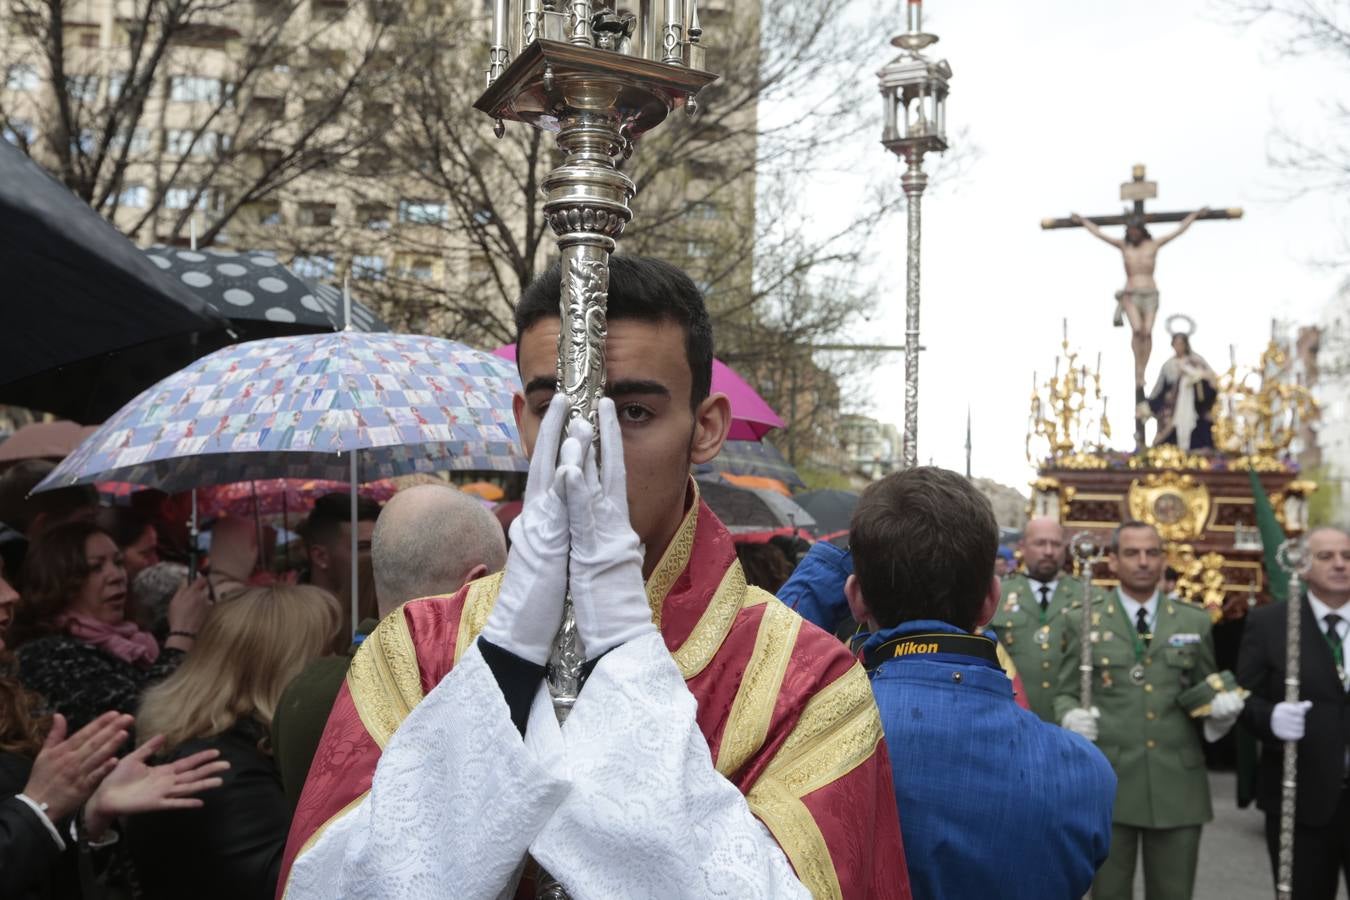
[[480, 394, 573, 665], [82, 735, 230, 839], [563, 399, 654, 659], [22, 712, 130, 823]]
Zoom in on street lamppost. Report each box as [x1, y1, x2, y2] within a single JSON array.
[[879, 0, 951, 470]]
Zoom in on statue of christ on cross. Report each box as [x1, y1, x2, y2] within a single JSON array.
[[1043, 164, 1242, 449]]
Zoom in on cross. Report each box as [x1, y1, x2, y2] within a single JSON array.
[[1041, 164, 1242, 451], [1041, 164, 1243, 232]]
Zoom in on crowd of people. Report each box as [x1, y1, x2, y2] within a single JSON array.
[[1, 254, 1347, 900]]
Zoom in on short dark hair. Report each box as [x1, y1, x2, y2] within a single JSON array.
[[849, 467, 998, 631], [301, 493, 382, 547], [1110, 520, 1160, 554], [95, 507, 152, 550], [0, 460, 97, 536], [513, 255, 715, 409]]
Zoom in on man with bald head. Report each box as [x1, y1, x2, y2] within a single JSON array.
[[372, 484, 507, 618], [991, 517, 1089, 721], [272, 484, 507, 812]]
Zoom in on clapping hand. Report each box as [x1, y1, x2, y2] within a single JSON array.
[[21, 712, 129, 824], [82, 735, 229, 840]]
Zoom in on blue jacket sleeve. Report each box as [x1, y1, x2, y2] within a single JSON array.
[[777, 541, 853, 633]]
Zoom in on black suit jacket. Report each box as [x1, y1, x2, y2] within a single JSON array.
[[0, 752, 70, 900], [1237, 598, 1350, 826]]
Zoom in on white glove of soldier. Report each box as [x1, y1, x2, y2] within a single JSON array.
[[564, 399, 655, 659], [1203, 690, 1245, 742], [1061, 707, 1100, 742], [480, 395, 575, 665], [1270, 700, 1313, 742]]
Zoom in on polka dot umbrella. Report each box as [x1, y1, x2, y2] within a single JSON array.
[[143, 246, 388, 336]]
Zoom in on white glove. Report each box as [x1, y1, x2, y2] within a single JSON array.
[[1062, 707, 1100, 742], [480, 395, 574, 665], [563, 399, 654, 659], [1271, 700, 1313, 742], [1203, 690, 1245, 742]]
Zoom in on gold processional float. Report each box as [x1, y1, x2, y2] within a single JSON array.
[[1026, 323, 1318, 623]]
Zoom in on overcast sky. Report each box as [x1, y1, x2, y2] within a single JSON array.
[[794, 0, 1349, 493]]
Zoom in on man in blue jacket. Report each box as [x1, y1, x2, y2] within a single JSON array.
[[842, 466, 1117, 899]]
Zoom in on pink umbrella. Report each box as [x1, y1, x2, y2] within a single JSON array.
[[198, 478, 400, 520], [492, 344, 783, 441]]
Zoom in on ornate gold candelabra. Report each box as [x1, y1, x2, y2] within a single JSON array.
[[1213, 339, 1318, 466], [1026, 323, 1110, 469]]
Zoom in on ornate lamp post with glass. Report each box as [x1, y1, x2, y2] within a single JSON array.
[[878, 0, 951, 469]]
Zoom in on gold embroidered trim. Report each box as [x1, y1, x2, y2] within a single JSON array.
[[645, 479, 701, 629], [715, 599, 801, 778], [761, 664, 882, 798], [454, 571, 504, 666], [747, 779, 843, 900], [347, 612, 423, 748], [281, 790, 369, 899], [672, 558, 748, 678]]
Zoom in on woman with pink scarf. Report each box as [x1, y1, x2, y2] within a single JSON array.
[[9, 522, 209, 733]]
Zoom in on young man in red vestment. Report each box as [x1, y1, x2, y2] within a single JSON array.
[[277, 256, 909, 899]]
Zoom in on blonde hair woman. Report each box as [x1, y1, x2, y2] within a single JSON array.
[[127, 585, 339, 900]]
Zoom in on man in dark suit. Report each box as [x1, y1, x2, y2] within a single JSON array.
[[1238, 525, 1350, 899]]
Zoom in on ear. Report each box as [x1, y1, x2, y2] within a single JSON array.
[[1106, 552, 1120, 577], [512, 392, 535, 458], [690, 392, 732, 465], [974, 573, 1001, 631], [844, 575, 876, 632], [459, 562, 488, 589]]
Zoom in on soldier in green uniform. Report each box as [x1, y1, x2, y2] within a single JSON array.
[[1056, 520, 1246, 900], [993, 517, 1087, 721]]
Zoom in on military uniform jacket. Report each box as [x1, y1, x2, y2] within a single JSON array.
[[1054, 591, 1216, 829], [993, 573, 1085, 722]]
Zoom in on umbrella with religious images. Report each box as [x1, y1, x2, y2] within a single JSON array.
[[36, 331, 527, 493], [143, 246, 388, 337]]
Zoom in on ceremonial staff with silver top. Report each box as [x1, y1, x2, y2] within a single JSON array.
[[878, 0, 952, 469], [1071, 532, 1100, 712], [476, 0, 716, 722], [1276, 539, 1308, 900]]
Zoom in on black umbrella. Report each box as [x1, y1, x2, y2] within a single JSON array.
[[693, 440, 806, 489], [144, 246, 389, 337], [0, 141, 232, 422], [795, 489, 859, 538], [698, 478, 816, 533]]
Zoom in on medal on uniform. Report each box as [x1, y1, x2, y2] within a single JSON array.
[[1129, 663, 1147, 685]]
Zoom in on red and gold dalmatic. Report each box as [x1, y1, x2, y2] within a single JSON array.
[[280, 484, 910, 899]]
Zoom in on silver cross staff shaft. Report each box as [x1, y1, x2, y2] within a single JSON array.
[[1070, 532, 1100, 710], [1275, 538, 1309, 900]]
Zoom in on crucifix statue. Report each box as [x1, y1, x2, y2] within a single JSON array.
[[1043, 164, 1242, 449]]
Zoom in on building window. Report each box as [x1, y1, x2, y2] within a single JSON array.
[[166, 129, 225, 156], [106, 72, 128, 99], [79, 31, 99, 48], [66, 75, 100, 102], [70, 129, 97, 156], [352, 255, 386, 281], [170, 75, 223, 103], [292, 254, 336, 280], [118, 184, 149, 208], [397, 199, 448, 225], [2, 119, 35, 145], [360, 204, 392, 230], [6, 64, 39, 92], [250, 201, 282, 225], [299, 202, 337, 227], [165, 187, 207, 210], [686, 240, 713, 259], [396, 255, 435, 281], [688, 201, 719, 220], [111, 127, 151, 154]]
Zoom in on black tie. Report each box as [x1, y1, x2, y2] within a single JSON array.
[[1136, 607, 1151, 644], [1038, 585, 1051, 614], [1326, 614, 1344, 672]]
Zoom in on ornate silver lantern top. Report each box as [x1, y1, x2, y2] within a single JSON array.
[[878, 0, 952, 158]]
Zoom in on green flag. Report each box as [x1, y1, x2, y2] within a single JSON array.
[[1250, 467, 1289, 601]]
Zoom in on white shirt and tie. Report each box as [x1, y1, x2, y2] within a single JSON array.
[[1030, 578, 1059, 614], [1117, 590, 1159, 638], [1307, 591, 1350, 691]]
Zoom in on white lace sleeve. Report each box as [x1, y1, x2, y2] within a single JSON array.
[[286, 642, 572, 900], [530, 632, 809, 900]]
